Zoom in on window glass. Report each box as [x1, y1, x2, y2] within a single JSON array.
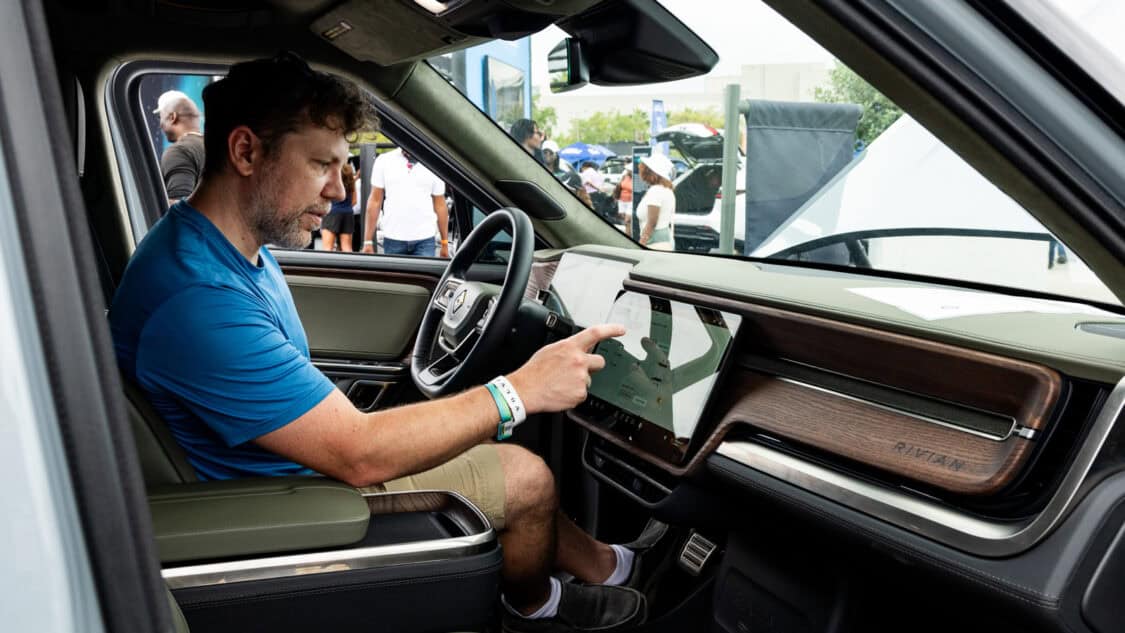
[[470, 206, 512, 265], [139, 72, 461, 260], [429, 1, 1119, 306]]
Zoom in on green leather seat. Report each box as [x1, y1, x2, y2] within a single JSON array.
[[122, 375, 198, 487]]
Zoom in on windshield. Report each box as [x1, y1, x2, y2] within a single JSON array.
[[428, 0, 1120, 306]]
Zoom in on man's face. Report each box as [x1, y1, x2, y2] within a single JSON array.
[[543, 148, 556, 165], [159, 110, 176, 142], [247, 123, 348, 249]]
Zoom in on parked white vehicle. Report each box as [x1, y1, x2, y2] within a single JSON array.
[[752, 114, 1115, 304]]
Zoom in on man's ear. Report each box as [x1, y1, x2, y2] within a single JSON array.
[[227, 125, 260, 177]]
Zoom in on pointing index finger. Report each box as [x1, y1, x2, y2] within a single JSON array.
[[574, 323, 626, 351]]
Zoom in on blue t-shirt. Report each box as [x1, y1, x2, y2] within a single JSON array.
[[110, 201, 335, 480]]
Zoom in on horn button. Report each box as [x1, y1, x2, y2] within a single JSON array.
[[441, 282, 497, 343]]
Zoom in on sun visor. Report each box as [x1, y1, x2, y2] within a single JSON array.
[[311, 0, 601, 66], [311, 0, 486, 65]]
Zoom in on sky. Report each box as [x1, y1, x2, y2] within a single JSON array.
[[528, 0, 835, 96]]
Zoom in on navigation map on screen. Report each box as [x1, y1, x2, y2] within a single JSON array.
[[589, 291, 741, 441]]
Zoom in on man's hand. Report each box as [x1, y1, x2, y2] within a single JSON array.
[[508, 323, 625, 414], [440, 242, 449, 258], [362, 243, 375, 254]]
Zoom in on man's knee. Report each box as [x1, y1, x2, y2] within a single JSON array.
[[497, 444, 557, 521]]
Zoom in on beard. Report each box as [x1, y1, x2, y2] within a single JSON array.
[[247, 170, 326, 249]]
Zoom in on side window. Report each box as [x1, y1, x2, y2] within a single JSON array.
[[133, 71, 471, 261], [140, 73, 213, 206], [354, 142, 454, 259]]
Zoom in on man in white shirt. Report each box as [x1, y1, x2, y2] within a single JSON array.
[[362, 148, 449, 257]]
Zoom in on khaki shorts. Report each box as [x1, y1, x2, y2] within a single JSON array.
[[360, 444, 507, 530]]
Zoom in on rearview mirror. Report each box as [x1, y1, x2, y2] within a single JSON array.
[[548, 38, 589, 93]]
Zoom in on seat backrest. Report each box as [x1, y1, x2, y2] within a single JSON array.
[[166, 586, 191, 633], [122, 375, 198, 486]]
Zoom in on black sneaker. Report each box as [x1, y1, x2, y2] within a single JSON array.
[[501, 583, 646, 633], [623, 519, 674, 593]]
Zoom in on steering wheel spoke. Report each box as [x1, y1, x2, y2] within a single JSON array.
[[433, 276, 467, 311], [418, 354, 456, 386]]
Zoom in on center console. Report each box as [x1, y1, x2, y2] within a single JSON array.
[[153, 479, 501, 633]]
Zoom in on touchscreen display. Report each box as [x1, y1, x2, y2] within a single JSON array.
[[588, 291, 742, 452]]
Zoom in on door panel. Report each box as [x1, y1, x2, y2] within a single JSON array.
[[287, 274, 430, 360], [281, 256, 508, 414]]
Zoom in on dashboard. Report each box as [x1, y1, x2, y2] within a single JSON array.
[[529, 247, 1121, 559]]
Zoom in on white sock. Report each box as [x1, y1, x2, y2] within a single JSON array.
[[502, 576, 562, 620], [603, 544, 636, 586]]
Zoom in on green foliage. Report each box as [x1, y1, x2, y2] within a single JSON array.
[[814, 64, 903, 146], [667, 106, 723, 130], [531, 91, 558, 137], [557, 108, 649, 147], [550, 105, 723, 147]]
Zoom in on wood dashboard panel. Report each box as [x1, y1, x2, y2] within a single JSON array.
[[717, 371, 1034, 494], [571, 279, 1062, 495]]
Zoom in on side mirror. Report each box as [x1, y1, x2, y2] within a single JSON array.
[[548, 38, 589, 93]]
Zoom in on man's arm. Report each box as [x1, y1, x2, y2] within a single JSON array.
[[433, 195, 449, 258], [254, 324, 623, 487], [362, 187, 384, 254], [161, 144, 199, 203]]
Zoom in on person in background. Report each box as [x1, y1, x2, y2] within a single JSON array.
[[614, 168, 633, 236], [510, 118, 545, 164], [635, 154, 677, 250], [362, 148, 449, 257], [320, 162, 356, 252], [154, 90, 205, 203], [349, 155, 363, 247], [579, 161, 606, 196], [581, 161, 617, 223], [543, 140, 581, 191]]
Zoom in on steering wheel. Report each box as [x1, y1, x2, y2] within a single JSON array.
[[411, 207, 534, 398]]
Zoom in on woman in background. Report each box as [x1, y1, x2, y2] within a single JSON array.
[[635, 154, 676, 250], [321, 162, 357, 252]]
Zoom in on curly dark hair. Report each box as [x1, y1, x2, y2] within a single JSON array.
[[201, 51, 379, 176]]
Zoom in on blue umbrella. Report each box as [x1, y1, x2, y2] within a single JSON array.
[[558, 142, 616, 167]]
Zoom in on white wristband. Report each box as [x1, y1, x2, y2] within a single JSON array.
[[489, 375, 527, 439]]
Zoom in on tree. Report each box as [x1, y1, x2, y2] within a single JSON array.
[[560, 108, 649, 146], [814, 64, 902, 146], [667, 106, 723, 130], [531, 90, 558, 137]]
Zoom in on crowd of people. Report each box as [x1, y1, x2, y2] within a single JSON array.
[[506, 117, 679, 250], [154, 96, 679, 258], [155, 89, 451, 257]]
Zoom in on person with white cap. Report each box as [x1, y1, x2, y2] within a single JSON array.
[[153, 90, 204, 203], [542, 139, 581, 191], [635, 153, 677, 250]]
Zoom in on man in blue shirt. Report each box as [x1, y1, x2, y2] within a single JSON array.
[[110, 53, 651, 633]]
